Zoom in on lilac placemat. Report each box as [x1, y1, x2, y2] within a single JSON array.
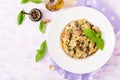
[[49, 0, 120, 80]]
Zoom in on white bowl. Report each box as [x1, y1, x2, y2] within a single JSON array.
[[47, 6, 115, 74]]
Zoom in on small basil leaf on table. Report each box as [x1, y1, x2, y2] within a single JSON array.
[[35, 40, 47, 62], [21, 0, 29, 4], [39, 20, 46, 33], [17, 10, 25, 25], [83, 29, 96, 38], [40, 40, 47, 51], [35, 49, 44, 62]]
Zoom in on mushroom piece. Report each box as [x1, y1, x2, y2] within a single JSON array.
[[92, 26, 100, 32], [88, 47, 98, 55], [64, 32, 70, 39], [73, 29, 82, 36], [89, 42, 95, 49], [84, 24, 91, 29]]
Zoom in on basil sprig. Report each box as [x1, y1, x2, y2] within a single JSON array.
[[83, 29, 104, 50], [17, 10, 25, 25], [39, 20, 46, 33], [35, 40, 47, 62], [21, 0, 44, 4]]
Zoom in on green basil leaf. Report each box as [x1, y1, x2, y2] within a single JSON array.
[[96, 38, 104, 50], [39, 21, 46, 33], [17, 10, 25, 25], [83, 29, 104, 50], [31, 0, 44, 4], [83, 29, 96, 38], [92, 37, 98, 43], [96, 31, 101, 38], [40, 40, 47, 51], [93, 31, 101, 42], [35, 49, 44, 62], [21, 0, 30, 4], [35, 40, 47, 62]]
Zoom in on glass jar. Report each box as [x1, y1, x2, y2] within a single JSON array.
[[45, 0, 64, 11]]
